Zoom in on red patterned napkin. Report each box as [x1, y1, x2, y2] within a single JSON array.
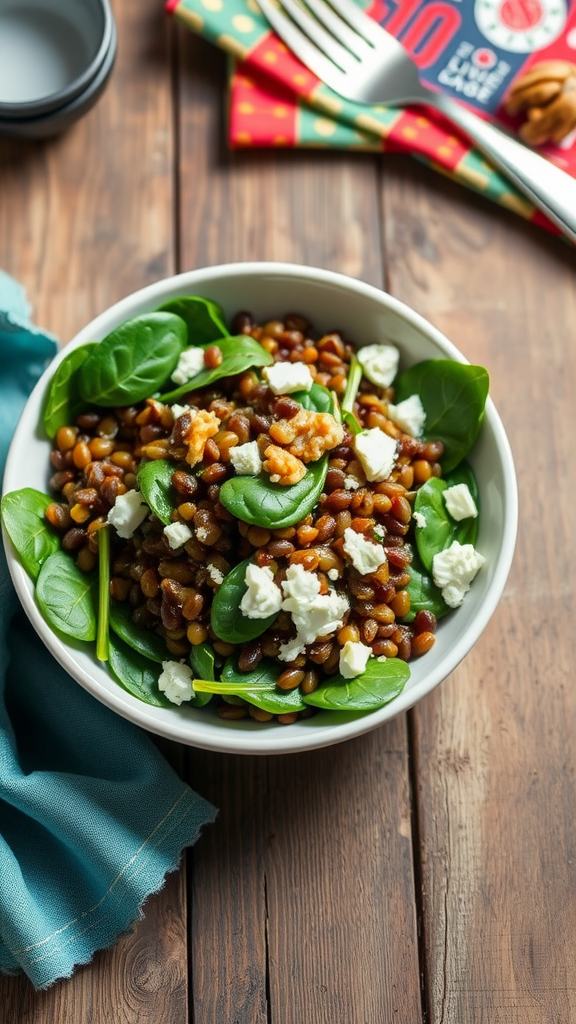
[[169, 0, 576, 237]]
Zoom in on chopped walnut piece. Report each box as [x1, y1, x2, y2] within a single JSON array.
[[505, 60, 576, 145], [184, 409, 221, 467], [269, 409, 344, 463], [263, 445, 306, 486]]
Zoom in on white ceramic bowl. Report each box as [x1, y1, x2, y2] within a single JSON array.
[[2, 263, 518, 755]]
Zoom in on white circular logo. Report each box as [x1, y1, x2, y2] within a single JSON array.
[[474, 0, 567, 52]]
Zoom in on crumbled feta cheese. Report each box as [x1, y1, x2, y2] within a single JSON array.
[[343, 527, 386, 575], [413, 511, 427, 529], [277, 636, 306, 663], [277, 564, 349, 661], [163, 522, 193, 549], [432, 541, 485, 608], [280, 563, 320, 611], [357, 343, 400, 388], [278, 589, 349, 662], [339, 640, 372, 679], [170, 403, 194, 420], [387, 394, 426, 437], [290, 589, 349, 644], [229, 440, 262, 476], [171, 346, 205, 385], [240, 564, 282, 619], [207, 564, 224, 586], [344, 475, 361, 491], [443, 483, 478, 522], [377, 655, 387, 662], [353, 428, 397, 483], [262, 361, 314, 395], [158, 660, 194, 705], [327, 568, 340, 581], [107, 489, 148, 539], [340, 528, 385, 577], [373, 524, 385, 541]]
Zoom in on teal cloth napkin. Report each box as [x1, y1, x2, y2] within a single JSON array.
[[0, 272, 217, 990]]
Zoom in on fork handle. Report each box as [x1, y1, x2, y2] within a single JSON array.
[[431, 92, 576, 245]]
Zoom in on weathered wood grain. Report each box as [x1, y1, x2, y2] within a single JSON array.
[[381, 155, 576, 1023], [188, 725, 422, 1024], [187, 752, 270, 1024], [178, 32, 422, 1024], [0, 1, 189, 1020], [264, 726, 421, 1024]]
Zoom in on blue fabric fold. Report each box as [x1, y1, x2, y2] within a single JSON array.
[[0, 272, 217, 989]]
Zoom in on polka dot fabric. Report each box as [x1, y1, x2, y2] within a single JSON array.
[[169, 0, 576, 239]]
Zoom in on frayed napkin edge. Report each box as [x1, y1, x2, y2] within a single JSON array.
[[2, 793, 218, 990]]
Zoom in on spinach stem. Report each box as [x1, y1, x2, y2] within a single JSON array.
[[341, 354, 363, 435], [193, 680, 264, 694], [96, 525, 111, 662]]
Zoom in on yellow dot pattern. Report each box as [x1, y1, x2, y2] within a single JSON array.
[[313, 117, 337, 137], [232, 14, 255, 33]]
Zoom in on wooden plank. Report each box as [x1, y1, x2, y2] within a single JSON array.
[[187, 753, 270, 1024], [381, 156, 576, 1023], [177, 32, 422, 1024], [264, 725, 421, 1023], [0, 1, 187, 1019]]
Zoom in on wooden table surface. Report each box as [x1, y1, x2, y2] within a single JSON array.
[[1, 2, 576, 1021]]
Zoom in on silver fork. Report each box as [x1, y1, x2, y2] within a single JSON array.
[[257, 0, 576, 245]]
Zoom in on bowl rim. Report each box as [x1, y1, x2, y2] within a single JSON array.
[[2, 262, 519, 754], [0, 0, 115, 120]]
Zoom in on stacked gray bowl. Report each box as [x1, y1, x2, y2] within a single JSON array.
[[0, 0, 117, 138]]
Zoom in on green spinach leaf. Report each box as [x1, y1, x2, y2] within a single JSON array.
[[219, 455, 328, 530], [193, 657, 306, 714], [403, 549, 449, 623], [1, 488, 59, 581], [136, 459, 176, 526], [109, 600, 168, 663], [189, 640, 216, 680], [43, 343, 97, 438], [160, 334, 274, 403], [157, 295, 229, 344], [108, 633, 173, 708], [292, 382, 333, 413], [188, 641, 217, 707], [414, 462, 479, 571], [79, 312, 187, 406], [210, 558, 279, 643], [395, 360, 489, 473], [303, 657, 409, 711], [35, 550, 97, 641]]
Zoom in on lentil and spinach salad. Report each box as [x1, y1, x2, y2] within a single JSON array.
[[1, 296, 489, 725]]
